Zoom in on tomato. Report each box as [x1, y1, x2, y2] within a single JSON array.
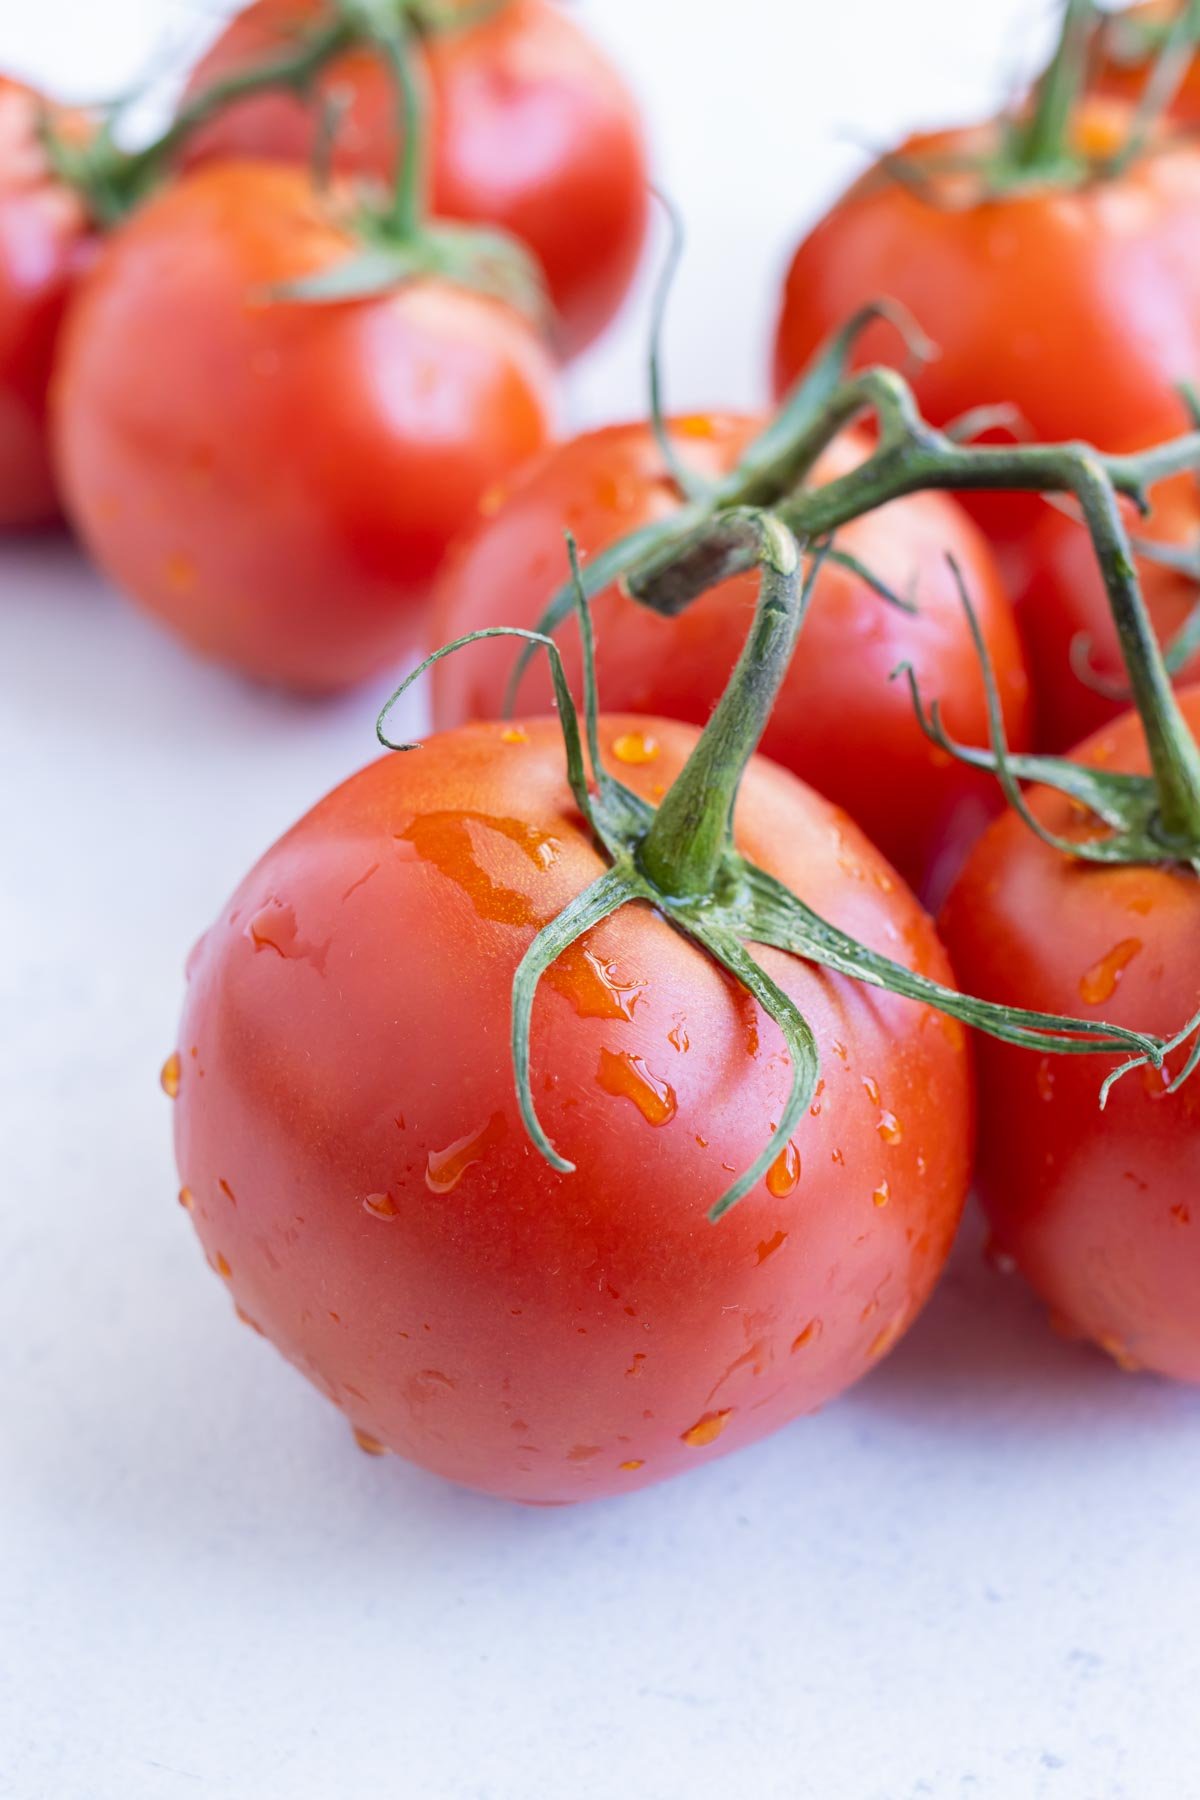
[[430, 415, 1032, 901], [771, 100, 1200, 549], [940, 689, 1200, 1382], [1094, 3, 1200, 126], [0, 75, 90, 528], [182, 0, 648, 356], [169, 712, 971, 1502], [1013, 465, 1200, 751], [52, 159, 556, 691]]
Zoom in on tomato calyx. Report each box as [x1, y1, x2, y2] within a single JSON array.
[[380, 513, 1168, 1224]]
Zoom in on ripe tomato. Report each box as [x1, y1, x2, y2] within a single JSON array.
[[169, 713, 971, 1502], [771, 101, 1200, 547], [0, 75, 90, 528], [1013, 465, 1200, 751], [430, 416, 1032, 901], [1094, 3, 1200, 126], [182, 0, 649, 356], [52, 159, 556, 691], [940, 690, 1200, 1382]]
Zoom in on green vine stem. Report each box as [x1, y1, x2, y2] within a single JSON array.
[[380, 519, 1169, 1222], [1003, 0, 1095, 182], [515, 318, 1200, 865]]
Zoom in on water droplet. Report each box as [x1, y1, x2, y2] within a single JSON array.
[[619, 1458, 644, 1471], [809, 1078, 825, 1117], [675, 414, 715, 439], [872, 1181, 889, 1208], [1078, 937, 1142, 1005], [755, 1228, 788, 1263], [831, 1039, 848, 1061], [214, 1252, 232, 1280], [245, 898, 329, 971], [1036, 1058, 1056, 1102], [831, 1147, 845, 1166], [695, 1134, 709, 1148], [681, 1408, 733, 1448], [547, 945, 645, 1020], [869, 1314, 905, 1359], [160, 1052, 181, 1098], [500, 725, 528, 744], [177, 1185, 194, 1211], [766, 1141, 800, 1198], [353, 1426, 388, 1456], [862, 1075, 880, 1105], [363, 1191, 398, 1220], [668, 1017, 690, 1053], [568, 1444, 600, 1462], [234, 1303, 264, 1335], [612, 731, 659, 766], [164, 550, 196, 593], [626, 1351, 647, 1376], [425, 1112, 507, 1194], [1098, 1333, 1141, 1373], [940, 1014, 966, 1051], [596, 1048, 677, 1125], [399, 811, 561, 926], [218, 1178, 237, 1206], [877, 1110, 902, 1145], [791, 1319, 822, 1352]]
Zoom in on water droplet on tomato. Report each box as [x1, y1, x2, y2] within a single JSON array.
[[831, 1147, 845, 1166], [363, 1191, 398, 1219], [218, 1178, 236, 1206], [668, 1017, 690, 1053], [862, 1075, 880, 1105], [1098, 1333, 1141, 1373], [675, 414, 715, 439], [1036, 1058, 1056, 1102], [399, 812, 560, 926], [234, 1303, 264, 1335], [766, 1141, 800, 1198], [877, 1110, 902, 1145], [160, 1052, 181, 1098], [755, 1228, 788, 1263], [213, 1252, 232, 1280], [425, 1113, 507, 1194], [869, 1314, 905, 1360], [353, 1427, 388, 1456], [596, 1048, 676, 1125], [681, 1408, 733, 1448], [568, 1444, 600, 1462], [500, 725, 528, 744], [619, 1458, 644, 1471], [809, 1078, 825, 1117], [791, 1319, 822, 1352], [612, 731, 659, 766], [831, 1039, 848, 1062], [872, 1181, 890, 1208], [1078, 938, 1142, 1005], [547, 945, 645, 1020], [177, 1186, 194, 1211]]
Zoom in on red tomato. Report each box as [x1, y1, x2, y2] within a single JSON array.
[[940, 690, 1200, 1382], [182, 0, 648, 356], [1013, 468, 1200, 751], [52, 159, 556, 691], [771, 101, 1200, 548], [0, 75, 90, 528], [430, 416, 1032, 901], [169, 713, 971, 1502]]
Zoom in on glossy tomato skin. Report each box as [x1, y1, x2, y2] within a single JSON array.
[[0, 76, 90, 528], [430, 416, 1032, 902], [52, 160, 556, 691], [940, 690, 1200, 1381], [1013, 468, 1200, 752], [771, 103, 1200, 546], [182, 0, 648, 356], [172, 715, 971, 1502]]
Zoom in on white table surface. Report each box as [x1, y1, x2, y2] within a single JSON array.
[[4, 4, 1200, 1796]]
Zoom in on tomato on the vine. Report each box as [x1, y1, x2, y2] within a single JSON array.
[[772, 98, 1200, 548], [0, 75, 90, 529], [431, 415, 1031, 899], [52, 159, 557, 690], [170, 712, 972, 1502], [940, 690, 1200, 1382], [182, 0, 649, 356]]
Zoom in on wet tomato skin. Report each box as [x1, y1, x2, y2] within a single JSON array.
[[173, 715, 971, 1502], [182, 0, 649, 356], [431, 415, 1031, 902], [771, 103, 1200, 546], [52, 160, 556, 691], [0, 75, 90, 528], [1013, 469, 1200, 752], [940, 689, 1200, 1381]]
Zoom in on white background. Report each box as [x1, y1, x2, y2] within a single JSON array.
[[3, 4, 1199, 1797]]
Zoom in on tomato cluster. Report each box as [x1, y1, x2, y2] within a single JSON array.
[[12, 1, 1200, 1503]]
